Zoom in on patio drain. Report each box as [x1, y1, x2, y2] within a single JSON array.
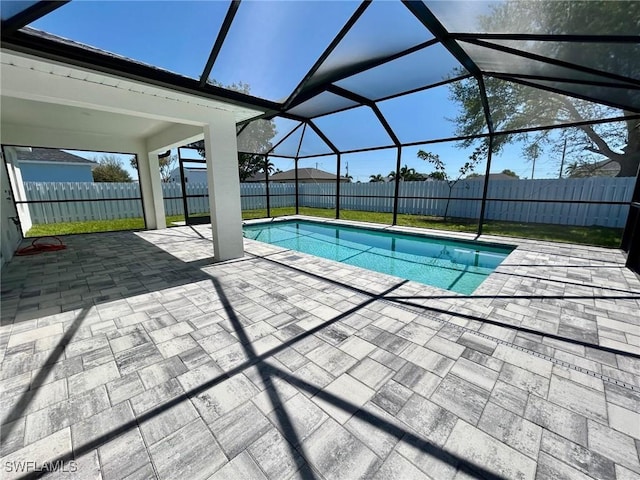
[[380, 298, 640, 393]]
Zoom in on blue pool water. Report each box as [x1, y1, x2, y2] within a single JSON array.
[[243, 220, 513, 294]]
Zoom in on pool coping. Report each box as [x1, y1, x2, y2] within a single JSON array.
[[242, 214, 629, 298], [242, 215, 526, 296], [243, 215, 517, 249], [243, 214, 624, 253]]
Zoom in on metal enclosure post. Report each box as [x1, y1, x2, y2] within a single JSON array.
[[264, 154, 271, 217], [622, 164, 640, 274], [392, 147, 402, 225], [622, 164, 640, 251], [293, 124, 307, 216], [336, 153, 341, 219], [476, 135, 494, 236], [177, 148, 190, 225], [294, 158, 299, 215]]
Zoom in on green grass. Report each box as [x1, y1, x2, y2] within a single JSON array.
[[27, 218, 145, 236], [26, 208, 623, 247], [26, 215, 184, 237], [246, 206, 623, 248]]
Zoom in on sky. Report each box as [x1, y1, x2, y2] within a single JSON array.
[[31, 1, 593, 182]]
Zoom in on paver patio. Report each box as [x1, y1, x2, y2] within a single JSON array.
[[1, 217, 639, 479]]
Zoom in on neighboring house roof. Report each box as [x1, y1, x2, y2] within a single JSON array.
[[17, 148, 97, 166], [270, 167, 346, 182], [569, 159, 620, 177], [245, 172, 266, 182], [466, 173, 519, 181], [170, 167, 347, 183]]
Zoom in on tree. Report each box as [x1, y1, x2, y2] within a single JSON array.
[[564, 160, 615, 178], [427, 171, 446, 181], [417, 150, 480, 221], [189, 119, 276, 181], [369, 174, 385, 183], [388, 165, 422, 181], [500, 169, 519, 178], [265, 161, 276, 175], [188, 82, 277, 181], [129, 153, 176, 183], [448, 1, 640, 177], [92, 155, 132, 182]]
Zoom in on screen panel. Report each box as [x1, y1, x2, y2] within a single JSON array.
[[511, 79, 640, 114], [484, 40, 640, 83], [336, 44, 466, 101], [237, 119, 279, 155], [313, 106, 394, 151], [309, 0, 434, 89], [289, 92, 358, 118], [378, 78, 488, 144], [1, 1, 39, 21], [481, 127, 633, 245], [209, 1, 358, 101], [339, 149, 397, 224], [483, 77, 634, 133], [426, 1, 640, 36], [30, 1, 230, 79], [460, 42, 635, 88], [395, 142, 488, 232], [298, 127, 335, 157]]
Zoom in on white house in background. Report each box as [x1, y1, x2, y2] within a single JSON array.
[[16, 147, 97, 182], [169, 166, 350, 185], [168, 166, 207, 184], [269, 167, 350, 184]]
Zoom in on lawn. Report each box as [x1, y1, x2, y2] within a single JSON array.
[[26, 215, 185, 237], [26, 208, 623, 247], [252, 207, 624, 247]]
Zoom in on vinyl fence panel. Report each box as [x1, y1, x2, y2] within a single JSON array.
[[24, 177, 634, 228]]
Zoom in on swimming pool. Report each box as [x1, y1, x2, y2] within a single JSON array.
[[243, 220, 514, 294]]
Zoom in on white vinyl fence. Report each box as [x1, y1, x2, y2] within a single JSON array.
[[24, 176, 634, 228]]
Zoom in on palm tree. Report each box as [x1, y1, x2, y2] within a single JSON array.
[[389, 165, 419, 181], [264, 160, 275, 174], [369, 174, 385, 183], [400, 165, 416, 180]]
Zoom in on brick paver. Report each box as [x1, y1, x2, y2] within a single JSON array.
[[1, 219, 639, 479]]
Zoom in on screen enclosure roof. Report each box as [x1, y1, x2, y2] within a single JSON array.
[[1, 0, 639, 157]]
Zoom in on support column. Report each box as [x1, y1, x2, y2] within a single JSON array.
[[137, 148, 166, 229], [203, 111, 244, 261], [3, 147, 32, 235], [1, 148, 23, 267]]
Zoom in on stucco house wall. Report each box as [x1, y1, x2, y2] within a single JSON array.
[[18, 161, 94, 182], [169, 167, 207, 184], [16, 148, 96, 182]]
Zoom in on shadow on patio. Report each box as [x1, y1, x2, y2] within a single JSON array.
[[1, 225, 639, 479]]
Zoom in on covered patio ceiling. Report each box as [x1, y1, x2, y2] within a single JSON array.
[[1, 1, 639, 158], [0, 49, 262, 150]]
